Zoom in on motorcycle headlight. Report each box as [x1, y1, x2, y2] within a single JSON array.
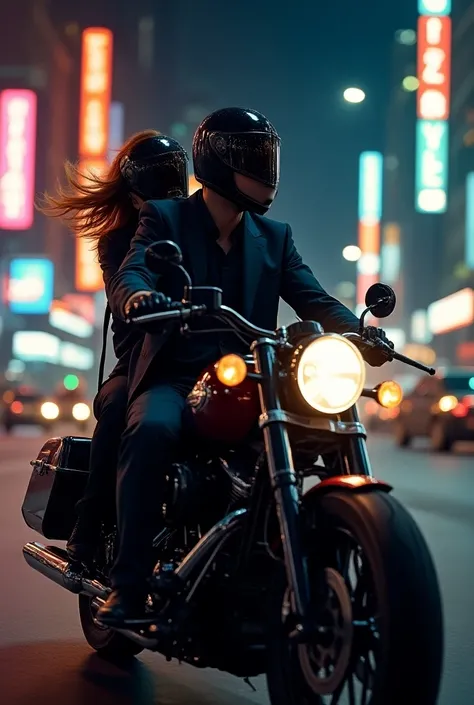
[[72, 402, 91, 421], [295, 334, 366, 414]]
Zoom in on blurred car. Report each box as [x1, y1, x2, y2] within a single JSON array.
[[53, 395, 92, 431], [361, 374, 420, 432], [2, 388, 92, 434], [2, 388, 53, 433], [394, 368, 474, 452]]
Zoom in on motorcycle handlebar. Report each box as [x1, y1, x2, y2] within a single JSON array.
[[129, 303, 435, 376], [128, 303, 277, 341], [343, 332, 436, 376]]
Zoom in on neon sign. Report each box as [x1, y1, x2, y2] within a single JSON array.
[[415, 120, 449, 213], [7, 258, 54, 314], [0, 90, 37, 230], [79, 28, 113, 158], [418, 0, 451, 16], [417, 16, 451, 120], [357, 152, 383, 310], [415, 7, 451, 213], [76, 28, 113, 291], [428, 288, 474, 335]]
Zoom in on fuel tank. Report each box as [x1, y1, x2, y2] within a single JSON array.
[[186, 360, 260, 444]]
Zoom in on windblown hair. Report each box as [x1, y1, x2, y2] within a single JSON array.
[[36, 129, 161, 244]]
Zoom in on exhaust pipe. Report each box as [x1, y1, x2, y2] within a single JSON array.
[[23, 542, 158, 648], [23, 542, 109, 598]]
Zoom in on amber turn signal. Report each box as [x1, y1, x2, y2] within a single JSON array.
[[215, 354, 247, 387], [377, 380, 403, 408]]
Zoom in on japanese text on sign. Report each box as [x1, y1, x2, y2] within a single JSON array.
[[79, 28, 113, 158], [417, 15, 451, 120], [415, 120, 448, 213], [0, 90, 37, 230]]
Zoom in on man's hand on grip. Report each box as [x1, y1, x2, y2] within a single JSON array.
[[124, 291, 172, 321], [361, 326, 394, 367]]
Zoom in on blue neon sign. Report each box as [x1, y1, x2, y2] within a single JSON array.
[[415, 120, 449, 213], [418, 0, 451, 15], [358, 152, 383, 221], [465, 173, 474, 269], [7, 258, 54, 314]]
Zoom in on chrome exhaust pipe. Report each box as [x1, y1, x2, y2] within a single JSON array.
[[23, 542, 158, 649], [23, 542, 108, 598]]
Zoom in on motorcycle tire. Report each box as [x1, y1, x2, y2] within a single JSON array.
[[266, 489, 443, 705], [79, 595, 144, 660]]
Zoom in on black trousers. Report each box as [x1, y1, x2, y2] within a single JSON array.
[[76, 375, 128, 523], [110, 378, 194, 590]]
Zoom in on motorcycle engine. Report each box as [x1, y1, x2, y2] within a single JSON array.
[[163, 450, 257, 527]]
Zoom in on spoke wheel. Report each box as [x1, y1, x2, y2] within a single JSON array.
[[266, 490, 443, 705]]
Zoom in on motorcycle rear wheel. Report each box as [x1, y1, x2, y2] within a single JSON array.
[[79, 595, 144, 660], [266, 490, 443, 705]]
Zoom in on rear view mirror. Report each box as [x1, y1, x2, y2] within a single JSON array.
[[145, 240, 183, 273], [364, 283, 396, 319], [145, 240, 191, 302]]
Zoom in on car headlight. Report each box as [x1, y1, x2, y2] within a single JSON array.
[[295, 334, 366, 414], [72, 402, 91, 421], [41, 402, 60, 420]]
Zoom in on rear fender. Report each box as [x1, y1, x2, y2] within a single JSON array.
[[304, 475, 392, 500]]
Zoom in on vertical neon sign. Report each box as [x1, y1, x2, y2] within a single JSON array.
[[76, 28, 113, 292], [0, 89, 37, 230], [357, 151, 383, 311], [415, 0, 451, 213], [466, 173, 474, 270]]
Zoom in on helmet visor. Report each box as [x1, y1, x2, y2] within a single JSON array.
[[209, 131, 280, 189], [122, 153, 189, 200]]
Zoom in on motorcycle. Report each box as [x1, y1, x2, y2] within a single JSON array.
[[21, 240, 443, 705]]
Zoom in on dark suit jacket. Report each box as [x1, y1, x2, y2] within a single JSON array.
[[97, 223, 144, 378], [108, 191, 360, 398]]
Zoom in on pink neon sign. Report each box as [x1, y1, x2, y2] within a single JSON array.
[[0, 89, 37, 230]]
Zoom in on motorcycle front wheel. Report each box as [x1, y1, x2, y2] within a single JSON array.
[[266, 490, 443, 705]]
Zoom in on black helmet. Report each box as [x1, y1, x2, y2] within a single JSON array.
[[192, 107, 280, 215], [120, 135, 188, 200]]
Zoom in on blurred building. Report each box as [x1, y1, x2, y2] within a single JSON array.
[[431, 0, 474, 364], [383, 27, 444, 336]]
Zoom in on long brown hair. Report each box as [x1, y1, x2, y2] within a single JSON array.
[[36, 129, 161, 244]]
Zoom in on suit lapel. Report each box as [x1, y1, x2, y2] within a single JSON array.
[[242, 213, 265, 319]]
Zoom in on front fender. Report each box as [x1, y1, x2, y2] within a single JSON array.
[[304, 475, 392, 499]]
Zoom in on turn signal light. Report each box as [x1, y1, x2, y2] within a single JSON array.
[[215, 354, 247, 387], [377, 381, 403, 409]]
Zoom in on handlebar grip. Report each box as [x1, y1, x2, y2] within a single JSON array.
[[128, 304, 207, 325], [391, 350, 435, 375]]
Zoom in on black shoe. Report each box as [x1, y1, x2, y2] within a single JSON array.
[[66, 515, 100, 566], [96, 589, 153, 627]]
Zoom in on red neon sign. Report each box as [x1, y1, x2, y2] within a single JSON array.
[[79, 28, 113, 159], [0, 90, 37, 230], [417, 15, 451, 121]]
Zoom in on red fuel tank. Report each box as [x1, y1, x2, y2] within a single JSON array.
[[186, 361, 260, 444]]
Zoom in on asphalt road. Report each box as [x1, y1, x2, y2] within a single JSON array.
[[0, 427, 473, 705]]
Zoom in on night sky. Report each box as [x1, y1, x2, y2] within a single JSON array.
[[174, 0, 418, 294]]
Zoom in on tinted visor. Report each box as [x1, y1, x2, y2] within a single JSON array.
[[123, 153, 188, 200], [209, 131, 280, 189]]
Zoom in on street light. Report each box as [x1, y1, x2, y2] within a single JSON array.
[[342, 245, 362, 262], [343, 87, 366, 104]]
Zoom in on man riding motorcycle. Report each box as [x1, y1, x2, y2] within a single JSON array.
[[96, 106, 392, 627]]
